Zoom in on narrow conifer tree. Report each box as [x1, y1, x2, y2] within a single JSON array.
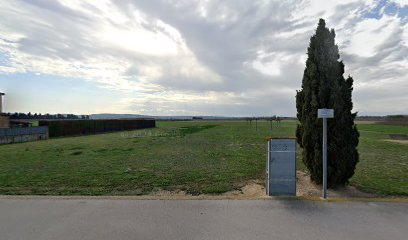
[[296, 19, 359, 187]]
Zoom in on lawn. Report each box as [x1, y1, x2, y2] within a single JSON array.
[[0, 120, 406, 196], [350, 124, 408, 195]]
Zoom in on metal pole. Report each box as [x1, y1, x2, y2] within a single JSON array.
[[266, 140, 269, 195], [322, 118, 328, 199], [0, 93, 4, 114]]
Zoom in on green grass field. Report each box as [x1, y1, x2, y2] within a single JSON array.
[[0, 121, 406, 196], [349, 124, 408, 195]]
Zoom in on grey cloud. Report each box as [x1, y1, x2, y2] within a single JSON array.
[[3, 1, 98, 60], [1, 0, 407, 116], [342, 23, 408, 84], [116, 0, 304, 92], [127, 89, 297, 117]]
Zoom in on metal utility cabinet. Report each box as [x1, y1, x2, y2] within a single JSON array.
[[266, 138, 296, 196]]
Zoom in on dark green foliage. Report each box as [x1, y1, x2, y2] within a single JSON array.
[[296, 19, 359, 187], [39, 119, 155, 137]]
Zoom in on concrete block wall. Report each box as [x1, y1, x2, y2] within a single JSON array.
[[0, 116, 10, 128], [0, 127, 48, 144]]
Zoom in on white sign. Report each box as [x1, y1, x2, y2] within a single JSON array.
[[318, 109, 334, 118]]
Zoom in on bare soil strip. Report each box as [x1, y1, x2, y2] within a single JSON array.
[[146, 171, 379, 199], [1, 171, 405, 201], [389, 134, 408, 140], [384, 139, 408, 144]]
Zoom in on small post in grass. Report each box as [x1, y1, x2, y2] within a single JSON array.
[[318, 108, 334, 200]]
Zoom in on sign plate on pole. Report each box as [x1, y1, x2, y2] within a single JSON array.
[[317, 108, 334, 200], [318, 109, 334, 118]]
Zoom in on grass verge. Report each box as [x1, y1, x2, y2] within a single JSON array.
[[0, 120, 406, 196]]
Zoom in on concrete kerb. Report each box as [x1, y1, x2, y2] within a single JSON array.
[[0, 195, 407, 203]]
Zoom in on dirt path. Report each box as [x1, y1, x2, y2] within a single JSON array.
[[147, 180, 266, 200], [2, 173, 405, 200], [295, 171, 377, 198], [384, 139, 408, 144], [147, 171, 378, 199]]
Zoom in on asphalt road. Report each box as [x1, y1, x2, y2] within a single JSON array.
[[0, 198, 407, 240]]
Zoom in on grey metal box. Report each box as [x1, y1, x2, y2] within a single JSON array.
[[266, 138, 296, 196]]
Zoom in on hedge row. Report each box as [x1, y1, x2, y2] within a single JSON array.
[[39, 119, 155, 138]]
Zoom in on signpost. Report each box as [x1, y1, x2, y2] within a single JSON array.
[[317, 108, 334, 200], [0, 92, 4, 114]]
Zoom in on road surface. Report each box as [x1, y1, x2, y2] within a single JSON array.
[[0, 198, 407, 240]]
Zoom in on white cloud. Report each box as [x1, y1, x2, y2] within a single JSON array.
[[343, 15, 401, 57], [402, 21, 408, 47], [291, 0, 363, 22], [250, 51, 302, 77], [0, 0, 407, 116], [0, 0, 221, 92], [100, 28, 179, 55], [390, 0, 408, 7]]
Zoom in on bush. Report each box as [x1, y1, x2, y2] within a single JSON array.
[[295, 19, 359, 187]]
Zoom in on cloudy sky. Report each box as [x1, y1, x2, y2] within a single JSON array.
[[0, 0, 407, 116]]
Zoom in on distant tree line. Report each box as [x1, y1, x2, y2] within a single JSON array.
[[244, 116, 296, 121], [4, 112, 90, 120], [356, 115, 407, 121]]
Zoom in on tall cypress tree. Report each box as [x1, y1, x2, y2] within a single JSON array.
[[296, 19, 359, 187]]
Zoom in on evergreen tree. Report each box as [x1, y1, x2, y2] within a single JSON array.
[[296, 19, 359, 187]]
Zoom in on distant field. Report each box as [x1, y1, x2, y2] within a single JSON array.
[[350, 124, 408, 195], [0, 120, 406, 196]]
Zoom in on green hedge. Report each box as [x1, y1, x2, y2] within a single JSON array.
[[39, 119, 155, 138]]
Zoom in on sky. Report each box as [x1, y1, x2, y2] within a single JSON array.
[[0, 0, 407, 117]]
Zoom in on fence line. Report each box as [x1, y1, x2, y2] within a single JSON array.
[[0, 127, 49, 144], [0, 126, 48, 137]]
